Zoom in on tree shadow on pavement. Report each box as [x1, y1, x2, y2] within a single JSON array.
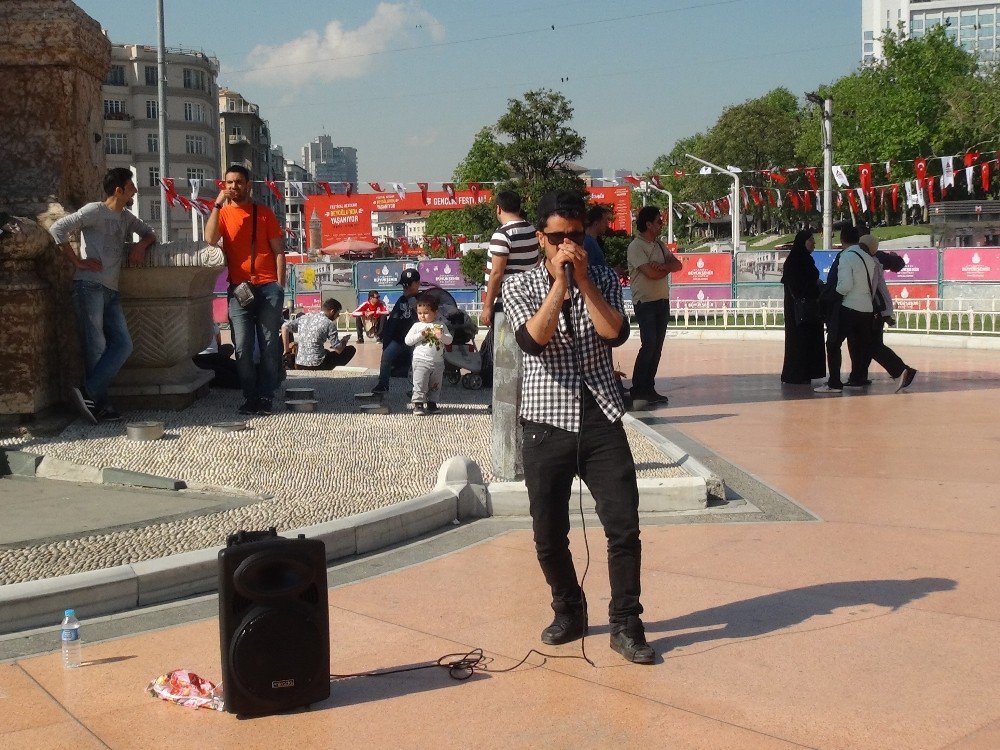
[[641, 577, 956, 653]]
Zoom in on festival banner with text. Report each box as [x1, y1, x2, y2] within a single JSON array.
[[673, 253, 733, 286], [942, 248, 1000, 282]]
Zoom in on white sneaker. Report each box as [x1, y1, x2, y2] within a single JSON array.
[[813, 384, 843, 394]]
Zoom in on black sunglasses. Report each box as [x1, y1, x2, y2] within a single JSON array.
[[541, 230, 586, 245]]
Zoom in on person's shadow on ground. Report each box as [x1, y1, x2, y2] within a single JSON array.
[[639, 577, 956, 653]]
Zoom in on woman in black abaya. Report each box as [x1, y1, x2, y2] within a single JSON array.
[[780, 229, 826, 384]]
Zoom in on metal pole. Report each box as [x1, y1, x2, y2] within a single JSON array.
[[822, 97, 833, 249], [156, 0, 169, 241], [686, 154, 740, 252], [667, 191, 674, 245]]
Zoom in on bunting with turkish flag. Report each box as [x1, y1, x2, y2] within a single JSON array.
[[914, 157, 927, 183], [749, 187, 762, 206], [317, 181, 333, 196], [787, 190, 801, 210], [982, 162, 991, 193], [468, 182, 481, 201], [891, 183, 899, 211], [802, 190, 813, 212], [925, 176, 936, 204], [368, 182, 383, 192], [805, 167, 818, 192], [622, 175, 641, 187], [858, 163, 873, 194], [846, 189, 860, 214], [417, 182, 429, 205], [159, 177, 178, 207], [265, 180, 283, 202], [766, 170, 787, 184], [673, 170, 686, 178]]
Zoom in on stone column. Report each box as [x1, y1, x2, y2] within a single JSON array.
[[490, 312, 524, 481], [0, 2, 110, 422]]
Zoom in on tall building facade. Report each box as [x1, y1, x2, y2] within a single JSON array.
[[219, 88, 282, 220], [301, 135, 358, 193], [862, 0, 1000, 63], [101, 43, 220, 241]]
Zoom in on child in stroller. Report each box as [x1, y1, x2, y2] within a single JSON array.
[[417, 286, 484, 389]]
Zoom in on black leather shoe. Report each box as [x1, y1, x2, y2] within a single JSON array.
[[541, 611, 587, 645], [610, 618, 655, 664]]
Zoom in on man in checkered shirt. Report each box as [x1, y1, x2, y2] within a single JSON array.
[[502, 190, 653, 665]]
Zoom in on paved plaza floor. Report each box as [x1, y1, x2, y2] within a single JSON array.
[[2, 334, 999, 748]]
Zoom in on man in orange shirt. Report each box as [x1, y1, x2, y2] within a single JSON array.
[[205, 164, 287, 415]]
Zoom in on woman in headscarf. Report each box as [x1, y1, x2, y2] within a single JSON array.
[[780, 229, 826, 384]]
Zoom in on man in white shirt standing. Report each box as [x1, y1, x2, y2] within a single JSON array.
[[626, 206, 682, 406]]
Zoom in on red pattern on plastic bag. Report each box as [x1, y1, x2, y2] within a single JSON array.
[[146, 669, 225, 711]]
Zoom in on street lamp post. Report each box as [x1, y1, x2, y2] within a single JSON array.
[[685, 154, 740, 252], [806, 92, 834, 249], [156, 0, 169, 241]]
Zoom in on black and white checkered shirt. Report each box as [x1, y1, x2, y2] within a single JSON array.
[[502, 263, 628, 433]]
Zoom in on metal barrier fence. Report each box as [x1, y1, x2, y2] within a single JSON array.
[[461, 299, 1000, 336]]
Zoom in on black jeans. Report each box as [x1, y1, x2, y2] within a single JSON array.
[[632, 298, 669, 393], [869, 319, 907, 378], [826, 305, 875, 388], [521, 397, 643, 624]]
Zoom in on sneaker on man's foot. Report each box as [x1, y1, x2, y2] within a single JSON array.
[[95, 404, 123, 422], [237, 399, 258, 415], [413, 403, 427, 416], [844, 379, 872, 389], [541, 610, 588, 646], [895, 367, 918, 393], [256, 398, 273, 416], [371, 383, 389, 395], [610, 617, 655, 664], [70, 387, 99, 425], [813, 384, 843, 394], [426, 402, 438, 414]]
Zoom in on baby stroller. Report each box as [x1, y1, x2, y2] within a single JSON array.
[[419, 285, 484, 389]]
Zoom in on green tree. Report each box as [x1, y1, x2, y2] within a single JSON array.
[[425, 201, 495, 240], [453, 127, 510, 186], [459, 247, 488, 287]]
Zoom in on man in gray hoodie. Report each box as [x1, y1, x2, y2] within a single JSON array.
[[49, 168, 156, 423]]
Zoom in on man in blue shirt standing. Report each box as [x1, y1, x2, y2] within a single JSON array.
[[583, 205, 611, 267]]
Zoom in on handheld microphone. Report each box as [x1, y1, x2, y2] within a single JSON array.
[[563, 261, 574, 288]]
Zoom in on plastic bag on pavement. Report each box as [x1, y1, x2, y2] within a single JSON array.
[[146, 669, 224, 711]]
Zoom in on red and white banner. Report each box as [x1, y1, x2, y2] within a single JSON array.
[[672, 253, 733, 285], [942, 248, 1000, 282]]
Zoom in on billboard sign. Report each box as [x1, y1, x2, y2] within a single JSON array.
[[886, 283, 939, 310], [417, 259, 474, 289], [735, 249, 788, 283], [670, 285, 733, 309], [673, 253, 733, 285], [884, 248, 937, 282], [585, 186, 633, 232], [355, 260, 418, 290], [942, 248, 1000, 282]]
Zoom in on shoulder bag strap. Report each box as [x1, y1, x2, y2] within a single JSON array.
[[249, 203, 257, 282], [849, 249, 875, 303]]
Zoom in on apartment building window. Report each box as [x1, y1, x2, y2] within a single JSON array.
[[144, 65, 158, 86], [231, 126, 243, 137], [104, 133, 129, 155], [145, 100, 158, 119], [103, 99, 127, 116], [105, 65, 126, 86], [183, 68, 206, 91], [863, 31, 874, 40], [183, 102, 205, 122], [147, 133, 158, 153], [148, 167, 160, 188], [150, 200, 161, 221], [185, 135, 206, 155], [186, 168, 206, 181]]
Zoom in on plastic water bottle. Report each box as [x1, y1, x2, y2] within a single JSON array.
[[60, 609, 81, 668]]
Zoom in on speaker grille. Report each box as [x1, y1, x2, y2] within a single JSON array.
[[231, 607, 326, 699]]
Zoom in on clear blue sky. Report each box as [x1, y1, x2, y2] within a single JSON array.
[[76, 0, 861, 183]]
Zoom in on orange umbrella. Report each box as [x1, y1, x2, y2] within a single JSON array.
[[319, 237, 379, 256]]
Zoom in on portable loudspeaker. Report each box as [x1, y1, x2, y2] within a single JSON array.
[[218, 529, 330, 716]]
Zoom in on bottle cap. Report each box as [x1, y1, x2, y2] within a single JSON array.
[[64, 609, 75, 617]]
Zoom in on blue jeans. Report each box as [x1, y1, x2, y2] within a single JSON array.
[[521, 394, 643, 623], [632, 298, 670, 393], [228, 282, 284, 401], [377, 339, 412, 390], [71, 280, 133, 405]]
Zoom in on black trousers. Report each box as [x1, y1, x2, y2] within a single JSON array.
[[826, 306, 875, 388], [521, 395, 642, 624], [869, 319, 907, 379]]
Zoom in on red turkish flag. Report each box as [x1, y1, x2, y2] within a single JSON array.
[[214, 179, 226, 191], [177, 196, 193, 212], [195, 197, 216, 216], [317, 181, 333, 196], [982, 162, 992, 193], [787, 191, 801, 210], [805, 167, 818, 192], [265, 180, 283, 202], [846, 189, 860, 214], [719, 196, 730, 213], [417, 182, 429, 205], [622, 175, 641, 187], [160, 178, 178, 207], [891, 183, 900, 211], [858, 163, 872, 194], [468, 182, 481, 201], [673, 170, 686, 178], [766, 190, 776, 206], [749, 187, 762, 206], [914, 157, 927, 182], [443, 183, 456, 201], [368, 182, 383, 192], [741, 189, 750, 210], [925, 176, 936, 204], [802, 190, 812, 212], [767, 170, 787, 184]]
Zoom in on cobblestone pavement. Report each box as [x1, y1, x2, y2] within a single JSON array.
[[0, 369, 684, 584]]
